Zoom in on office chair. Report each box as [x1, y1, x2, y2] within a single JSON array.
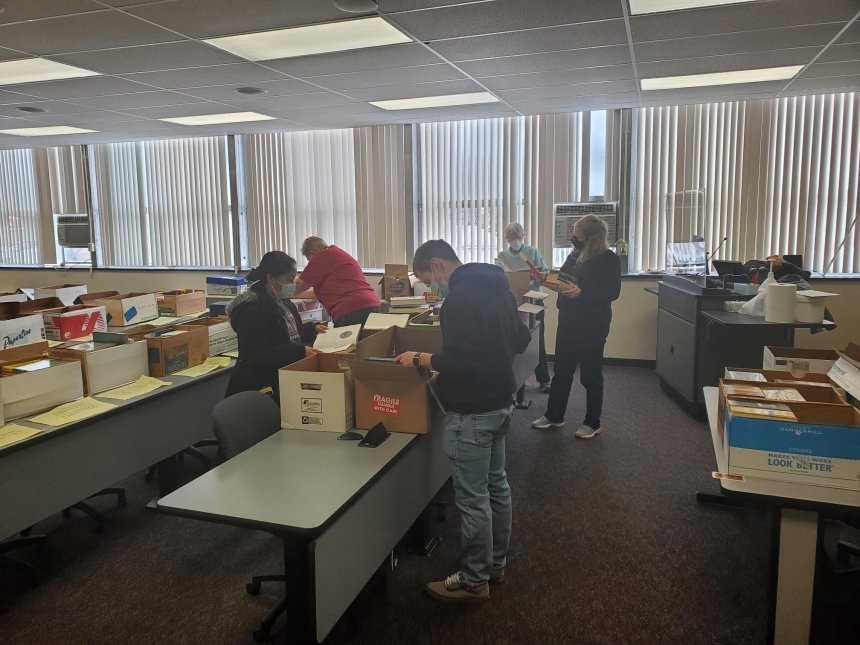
[[211, 391, 285, 642]]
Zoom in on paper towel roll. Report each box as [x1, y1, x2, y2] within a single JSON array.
[[765, 283, 796, 322]]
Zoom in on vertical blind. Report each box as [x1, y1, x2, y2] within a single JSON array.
[[630, 92, 859, 274], [90, 137, 232, 267], [0, 148, 43, 265]]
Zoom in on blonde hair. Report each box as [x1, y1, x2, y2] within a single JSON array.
[[300, 236, 328, 256], [575, 215, 609, 264]]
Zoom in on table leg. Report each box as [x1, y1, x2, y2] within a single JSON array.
[[772, 507, 819, 645], [155, 455, 181, 497], [283, 536, 316, 645]]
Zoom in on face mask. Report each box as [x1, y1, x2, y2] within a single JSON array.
[[430, 265, 449, 298], [571, 237, 585, 251], [509, 240, 523, 252], [272, 279, 296, 300]]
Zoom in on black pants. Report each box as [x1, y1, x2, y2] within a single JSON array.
[[545, 324, 608, 429], [535, 310, 550, 384], [333, 306, 378, 328]]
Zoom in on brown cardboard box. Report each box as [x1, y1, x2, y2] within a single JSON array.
[[145, 326, 209, 376], [503, 270, 532, 305], [178, 317, 237, 355], [88, 292, 158, 326], [356, 325, 442, 359], [93, 323, 164, 344], [158, 290, 207, 317], [279, 353, 354, 432], [49, 340, 148, 395], [383, 264, 412, 299]]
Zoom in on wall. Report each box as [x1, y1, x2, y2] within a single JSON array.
[[0, 268, 856, 360]]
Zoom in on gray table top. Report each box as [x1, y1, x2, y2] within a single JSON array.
[[701, 310, 837, 328], [157, 429, 416, 533]]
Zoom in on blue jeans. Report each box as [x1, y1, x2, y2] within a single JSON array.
[[442, 406, 513, 590]]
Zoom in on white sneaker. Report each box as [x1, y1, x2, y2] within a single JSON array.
[[575, 424, 601, 439], [531, 416, 565, 429]]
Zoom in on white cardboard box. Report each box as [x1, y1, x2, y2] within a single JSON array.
[[0, 293, 28, 304], [34, 284, 88, 306], [0, 315, 46, 350], [178, 318, 237, 356], [0, 360, 84, 420], [92, 293, 158, 326], [51, 340, 149, 395], [42, 306, 108, 342], [279, 353, 353, 433], [762, 346, 839, 374]]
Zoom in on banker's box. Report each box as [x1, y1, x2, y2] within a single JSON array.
[[88, 292, 158, 326], [0, 341, 84, 420], [719, 381, 860, 489], [279, 353, 353, 433], [206, 275, 247, 296], [383, 264, 412, 299], [762, 346, 839, 374], [50, 340, 148, 395], [146, 326, 209, 377], [34, 284, 87, 306], [159, 290, 206, 317], [349, 326, 443, 433], [178, 317, 237, 356], [18, 298, 108, 341], [0, 314, 46, 350]]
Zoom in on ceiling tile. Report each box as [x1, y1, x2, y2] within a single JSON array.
[[479, 65, 635, 91], [631, 0, 859, 42], [261, 102, 383, 120], [427, 21, 629, 61], [176, 78, 323, 101], [382, 1, 485, 11], [0, 99, 104, 117], [17, 110, 145, 125], [0, 10, 179, 55], [634, 25, 843, 62], [509, 93, 641, 109], [389, 0, 624, 41], [458, 46, 631, 77], [70, 90, 208, 110], [638, 49, 820, 79], [784, 75, 860, 92], [308, 64, 466, 92], [0, 0, 101, 26], [837, 21, 860, 44], [0, 47, 28, 62], [48, 41, 246, 75], [496, 80, 639, 102], [264, 43, 441, 77], [216, 91, 355, 111], [799, 61, 860, 78], [0, 89, 39, 105], [817, 42, 860, 63], [127, 0, 348, 39], [344, 78, 485, 101], [5, 76, 155, 99], [120, 63, 288, 90]]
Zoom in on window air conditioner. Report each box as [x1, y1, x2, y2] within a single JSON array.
[[553, 202, 618, 247], [56, 214, 91, 249]]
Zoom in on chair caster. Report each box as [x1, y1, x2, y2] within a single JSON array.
[[252, 628, 271, 643], [246, 581, 261, 596]]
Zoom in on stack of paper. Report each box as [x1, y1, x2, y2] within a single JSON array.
[[313, 324, 362, 353]]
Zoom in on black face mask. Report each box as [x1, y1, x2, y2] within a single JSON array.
[[571, 238, 585, 250]]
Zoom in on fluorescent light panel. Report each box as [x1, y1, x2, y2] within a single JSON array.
[[204, 17, 410, 61], [629, 0, 761, 14], [0, 58, 100, 87], [0, 126, 97, 136], [160, 111, 275, 126], [370, 92, 500, 111], [640, 66, 803, 90]]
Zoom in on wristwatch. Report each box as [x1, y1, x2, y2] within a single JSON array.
[[413, 353, 422, 368]]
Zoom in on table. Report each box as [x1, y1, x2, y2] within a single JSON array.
[[0, 366, 233, 541], [703, 387, 860, 645], [157, 422, 451, 644]]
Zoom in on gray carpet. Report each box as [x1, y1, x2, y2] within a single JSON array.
[[1, 367, 779, 644]]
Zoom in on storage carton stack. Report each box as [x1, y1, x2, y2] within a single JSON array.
[[0, 341, 84, 420]]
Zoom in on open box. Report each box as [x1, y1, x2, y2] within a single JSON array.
[[18, 298, 108, 342], [145, 326, 209, 377], [762, 346, 840, 374], [0, 314, 46, 350], [85, 292, 158, 326], [279, 353, 353, 433], [829, 343, 860, 405], [49, 340, 148, 395], [34, 284, 87, 306], [159, 290, 206, 317], [0, 341, 84, 420], [178, 317, 237, 356]]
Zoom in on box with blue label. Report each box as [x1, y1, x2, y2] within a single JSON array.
[[90, 293, 158, 327], [206, 275, 248, 296], [723, 392, 860, 489], [145, 326, 208, 377]]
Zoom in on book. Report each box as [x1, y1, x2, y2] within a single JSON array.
[[761, 388, 804, 402], [2, 358, 67, 374], [722, 384, 764, 398], [725, 370, 767, 382], [728, 402, 797, 421]]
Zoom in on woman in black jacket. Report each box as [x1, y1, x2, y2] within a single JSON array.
[[532, 215, 621, 438], [225, 251, 317, 397]]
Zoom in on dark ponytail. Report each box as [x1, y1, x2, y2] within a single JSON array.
[[247, 251, 296, 283]]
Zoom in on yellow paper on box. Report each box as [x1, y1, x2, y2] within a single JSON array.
[[0, 424, 43, 449], [30, 397, 117, 427], [172, 356, 230, 378], [96, 375, 171, 401], [46, 339, 63, 347], [221, 350, 239, 358]]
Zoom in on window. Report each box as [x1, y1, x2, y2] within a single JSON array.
[[0, 148, 44, 265], [89, 137, 233, 268]]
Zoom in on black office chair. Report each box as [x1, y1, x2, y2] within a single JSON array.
[[211, 391, 285, 643]]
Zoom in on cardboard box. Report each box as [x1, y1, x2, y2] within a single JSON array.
[[206, 275, 248, 296], [0, 292, 28, 304], [178, 317, 237, 356], [89, 292, 158, 326], [24, 300, 109, 342], [382, 264, 412, 299], [503, 270, 532, 305], [34, 284, 87, 306], [356, 325, 443, 360], [762, 346, 839, 374], [724, 367, 833, 385], [93, 323, 164, 344], [209, 301, 230, 317], [50, 340, 148, 395], [279, 353, 354, 432], [0, 341, 84, 420], [293, 298, 325, 324], [829, 344, 860, 404], [145, 326, 209, 377], [0, 314, 46, 350], [158, 290, 206, 317]]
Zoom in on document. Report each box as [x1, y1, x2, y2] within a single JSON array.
[[96, 375, 171, 401], [522, 290, 549, 300], [313, 324, 362, 353], [30, 397, 118, 427], [364, 313, 410, 330], [221, 350, 239, 358], [518, 302, 545, 315], [172, 356, 231, 378], [0, 424, 43, 449]]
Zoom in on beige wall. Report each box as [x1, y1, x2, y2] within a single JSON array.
[[1, 269, 856, 360]]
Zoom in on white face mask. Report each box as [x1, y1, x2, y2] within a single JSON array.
[[509, 239, 523, 252], [271, 279, 296, 300]]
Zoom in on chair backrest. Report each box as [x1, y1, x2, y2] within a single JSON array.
[[212, 391, 281, 460]]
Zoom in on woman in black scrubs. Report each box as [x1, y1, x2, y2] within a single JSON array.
[[531, 215, 621, 438]]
